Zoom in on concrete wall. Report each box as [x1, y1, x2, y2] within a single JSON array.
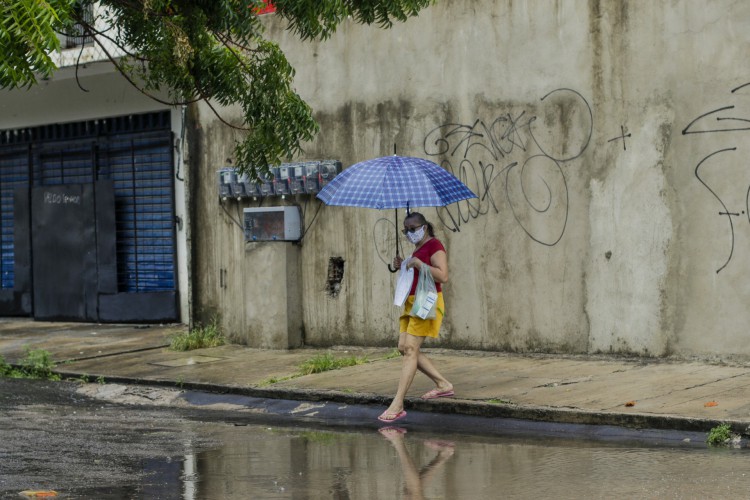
[[187, 117, 304, 348], [191, 0, 750, 359]]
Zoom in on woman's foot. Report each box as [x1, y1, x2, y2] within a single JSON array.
[[425, 439, 455, 451], [425, 440, 455, 460], [378, 426, 407, 440], [420, 384, 454, 400], [378, 409, 407, 423]]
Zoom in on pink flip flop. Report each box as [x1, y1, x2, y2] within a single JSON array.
[[378, 426, 407, 437], [421, 388, 455, 400], [378, 410, 407, 423]]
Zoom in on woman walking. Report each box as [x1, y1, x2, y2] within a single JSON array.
[[379, 212, 454, 423]]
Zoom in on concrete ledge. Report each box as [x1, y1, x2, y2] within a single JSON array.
[[53, 369, 735, 435]]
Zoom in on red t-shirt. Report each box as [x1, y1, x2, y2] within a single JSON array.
[[410, 237, 445, 295]]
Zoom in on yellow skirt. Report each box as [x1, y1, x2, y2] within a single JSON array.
[[399, 292, 445, 338]]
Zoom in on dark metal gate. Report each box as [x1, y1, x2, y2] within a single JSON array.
[[0, 111, 179, 322], [31, 182, 114, 321]]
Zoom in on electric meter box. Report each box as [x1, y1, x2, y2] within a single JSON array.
[[243, 206, 301, 242], [217, 167, 236, 199]]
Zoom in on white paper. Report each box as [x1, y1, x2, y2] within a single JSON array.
[[393, 257, 413, 307]]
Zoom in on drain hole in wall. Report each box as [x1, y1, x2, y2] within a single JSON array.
[[326, 257, 345, 297]]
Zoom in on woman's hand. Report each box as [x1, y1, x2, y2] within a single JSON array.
[[393, 255, 404, 269], [406, 257, 423, 270]]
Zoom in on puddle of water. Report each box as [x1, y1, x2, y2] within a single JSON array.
[[176, 424, 750, 499], [4, 381, 747, 500]]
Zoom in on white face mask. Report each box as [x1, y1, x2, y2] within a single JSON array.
[[406, 225, 425, 244]]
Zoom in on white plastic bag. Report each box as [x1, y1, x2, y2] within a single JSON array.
[[393, 257, 413, 307], [410, 264, 438, 319]]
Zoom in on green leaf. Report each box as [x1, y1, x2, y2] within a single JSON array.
[[3, 0, 433, 175]]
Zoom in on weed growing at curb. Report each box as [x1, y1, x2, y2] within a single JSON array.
[[0, 348, 61, 381], [383, 349, 401, 360], [258, 352, 370, 386], [487, 398, 511, 405], [258, 374, 295, 387], [0, 355, 10, 376], [169, 316, 225, 351], [706, 423, 734, 446], [298, 352, 368, 375]]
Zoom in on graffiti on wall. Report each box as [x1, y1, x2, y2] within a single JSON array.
[[373, 88, 594, 268], [421, 88, 593, 246], [607, 125, 631, 150], [683, 82, 750, 273]]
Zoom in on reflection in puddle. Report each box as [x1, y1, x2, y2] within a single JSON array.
[[179, 423, 750, 499], [5, 382, 749, 499], [378, 426, 454, 500]]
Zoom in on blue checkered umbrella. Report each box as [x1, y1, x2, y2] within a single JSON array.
[[316, 155, 476, 209], [317, 155, 477, 271]]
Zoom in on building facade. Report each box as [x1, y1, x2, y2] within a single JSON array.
[[0, 5, 189, 322], [3, 1, 750, 361]]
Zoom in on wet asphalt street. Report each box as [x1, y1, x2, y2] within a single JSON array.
[[0, 379, 221, 498], [6, 378, 750, 499]]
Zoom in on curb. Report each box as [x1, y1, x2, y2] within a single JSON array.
[[53, 369, 738, 435]]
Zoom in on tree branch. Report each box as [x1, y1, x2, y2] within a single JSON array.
[[90, 35, 201, 107]]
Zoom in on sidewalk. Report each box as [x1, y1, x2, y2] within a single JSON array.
[[2, 318, 750, 434]]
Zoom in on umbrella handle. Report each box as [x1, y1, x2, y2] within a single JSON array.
[[388, 207, 399, 273]]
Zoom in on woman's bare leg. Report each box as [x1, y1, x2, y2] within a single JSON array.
[[416, 353, 452, 392], [383, 333, 425, 416], [378, 428, 422, 497]]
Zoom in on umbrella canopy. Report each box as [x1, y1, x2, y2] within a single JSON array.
[[317, 154, 477, 272], [316, 155, 477, 209]]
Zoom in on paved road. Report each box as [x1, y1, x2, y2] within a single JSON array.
[[0, 378, 205, 497]]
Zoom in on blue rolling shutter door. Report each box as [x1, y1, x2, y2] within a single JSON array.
[[36, 142, 95, 186], [0, 147, 29, 289], [106, 133, 175, 293], [36, 133, 176, 294]]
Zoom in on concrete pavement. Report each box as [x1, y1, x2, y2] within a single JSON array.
[[2, 318, 750, 434]]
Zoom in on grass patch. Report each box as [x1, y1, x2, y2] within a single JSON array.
[[258, 352, 369, 387], [383, 349, 401, 360], [0, 348, 61, 381], [706, 423, 734, 446], [258, 374, 295, 387], [169, 316, 225, 351], [487, 398, 510, 405], [298, 352, 368, 375]]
